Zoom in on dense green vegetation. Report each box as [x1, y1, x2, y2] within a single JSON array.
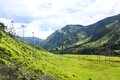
[[0, 22, 120, 80]]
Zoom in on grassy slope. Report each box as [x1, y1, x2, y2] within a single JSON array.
[[0, 30, 120, 80]]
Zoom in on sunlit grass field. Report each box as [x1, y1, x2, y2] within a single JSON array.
[[45, 54, 120, 80]]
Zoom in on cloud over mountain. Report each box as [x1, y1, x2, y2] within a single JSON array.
[[0, 0, 120, 39]]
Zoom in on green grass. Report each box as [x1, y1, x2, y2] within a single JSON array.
[[0, 30, 120, 80], [47, 54, 120, 80]]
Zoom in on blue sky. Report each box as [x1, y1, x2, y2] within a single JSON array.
[[0, 0, 120, 39]]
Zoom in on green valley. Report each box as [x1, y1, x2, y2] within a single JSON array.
[[0, 22, 120, 80], [0, 0, 120, 80]]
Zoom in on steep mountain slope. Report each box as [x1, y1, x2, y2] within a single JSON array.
[[42, 25, 91, 50], [42, 14, 120, 55], [60, 14, 120, 55], [0, 23, 55, 80]]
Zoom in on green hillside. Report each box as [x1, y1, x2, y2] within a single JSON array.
[[42, 14, 120, 55], [42, 25, 91, 50], [0, 22, 120, 80], [60, 15, 120, 55]]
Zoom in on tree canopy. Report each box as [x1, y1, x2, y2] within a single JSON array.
[[0, 22, 6, 30]]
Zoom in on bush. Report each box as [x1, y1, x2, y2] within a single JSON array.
[[42, 74, 59, 80], [0, 64, 19, 80]]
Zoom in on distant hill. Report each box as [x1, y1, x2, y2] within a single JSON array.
[[42, 14, 120, 55], [16, 36, 44, 46]]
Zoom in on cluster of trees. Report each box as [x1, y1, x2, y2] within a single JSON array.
[[57, 42, 120, 57], [0, 22, 7, 30], [0, 21, 16, 37], [0, 21, 26, 38]]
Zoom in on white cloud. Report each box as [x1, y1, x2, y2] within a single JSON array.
[[23, 20, 55, 39], [83, 0, 120, 24], [0, 0, 120, 39]]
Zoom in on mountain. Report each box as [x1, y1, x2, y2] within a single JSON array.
[[42, 25, 91, 49], [16, 36, 44, 46], [42, 14, 120, 55], [61, 17, 120, 55]]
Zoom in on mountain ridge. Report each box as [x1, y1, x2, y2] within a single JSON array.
[[16, 36, 44, 46], [41, 14, 120, 55]]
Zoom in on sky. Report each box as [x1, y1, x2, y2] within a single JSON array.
[[0, 0, 120, 39]]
